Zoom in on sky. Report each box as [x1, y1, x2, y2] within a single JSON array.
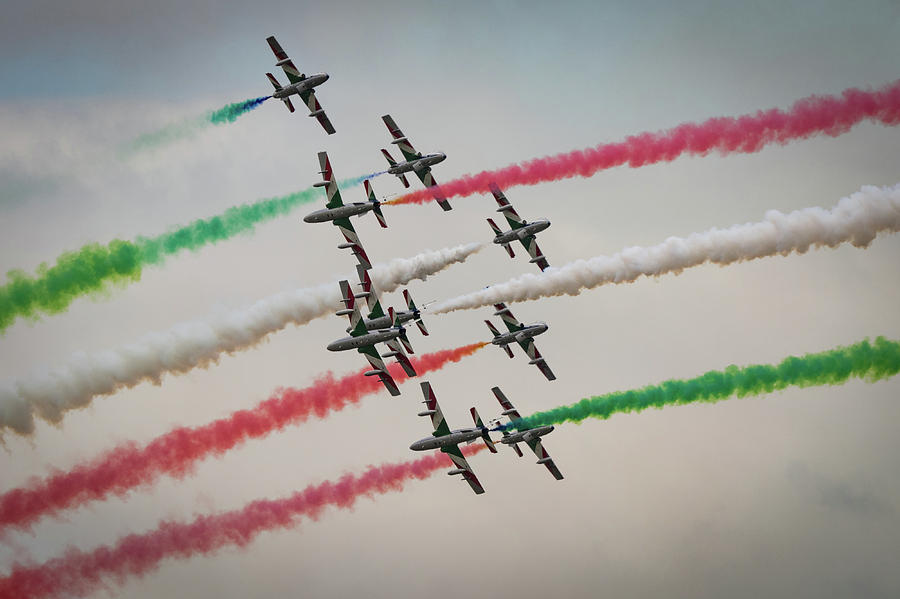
[[1, 0, 899, 597]]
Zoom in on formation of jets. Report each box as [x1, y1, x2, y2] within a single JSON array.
[[267, 35, 564, 494]]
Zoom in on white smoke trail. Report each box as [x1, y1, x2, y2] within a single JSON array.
[[435, 184, 900, 313], [0, 243, 483, 436]]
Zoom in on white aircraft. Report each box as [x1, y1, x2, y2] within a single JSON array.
[[491, 387, 563, 480], [409, 382, 496, 495], [485, 303, 556, 381], [346, 266, 428, 337], [303, 152, 375, 270], [486, 183, 550, 271], [265, 35, 336, 134], [327, 280, 416, 396], [379, 114, 452, 211], [304, 153, 387, 228]]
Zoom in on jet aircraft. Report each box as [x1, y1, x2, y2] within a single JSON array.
[[491, 387, 563, 480], [486, 183, 550, 271], [379, 114, 452, 211], [485, 302, 556, 381], [327, 280, 417, 396], [347, 266, 428, 337], [306, 151, 375, 270], [265, 35, 336, 134], [409, 381, 496, 495]]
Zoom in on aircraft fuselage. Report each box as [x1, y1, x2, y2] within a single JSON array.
[[493, 220, 551, 245], [272, 73, 329, 99], [501, 425, 555, 444], [388, 153, 446, 174], [491, 323, 549, 346], [303, 202, 376, 223], [348, 310, 418, 333], [410, 427, 484, 451], [327, 327, 402, 352]]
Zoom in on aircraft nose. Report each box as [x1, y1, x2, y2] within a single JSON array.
[[326, 341, 340, 352], [321, 73, 330, 82]]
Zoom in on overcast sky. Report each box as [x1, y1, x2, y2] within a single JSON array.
[[1, 1, 899, 598]]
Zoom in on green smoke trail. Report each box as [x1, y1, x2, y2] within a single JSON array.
[[0, 177, 365, 332], [124, 96, 271, 154], [508, 337, 900, 430]]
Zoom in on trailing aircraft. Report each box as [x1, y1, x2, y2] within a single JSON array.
[[265, 35, 336, 134], [327, 280, 416, 396], [305, 151, 375, 270], [490, 387, 563, 480], [409, 381, 496, 494], [485, 302, 556, 381], [346, 266, 428, 337], [379, 114, 452, 211], [486, 183, 550, 271]]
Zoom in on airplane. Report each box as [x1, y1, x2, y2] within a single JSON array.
[[490, 386, 563, 480], [306, 151, 375, 270], [379, 114, 452, 211], [305, 152, 387, 227], [486, 183, 551, 271], [409, 381, 496, 495], [484, 302, 556, 381], [327, 280, 417, 396], [264, 35, 336, 134], [347, 265, 429, 337]]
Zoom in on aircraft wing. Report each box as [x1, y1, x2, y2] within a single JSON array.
[[489, 183, 525, 230], [516, 336, 556, 381], [317, 151, 344, 210], [333, 217, 372, 270], [382, 114, 420, 162], [412, 169, 452, 212], [493, 303, 525, 333], [492, 386, 522, 420], [266, 36, 305, 84], [524, 437, 564, 480], [299, 89, 336, 135], [358, 344, 401, 397], [518, 235, 550, 271], [384, 337, 417, 377], [441, 443, 486, 495]]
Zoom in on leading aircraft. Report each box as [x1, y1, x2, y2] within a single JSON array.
[[485, 302, 556, 381], [264, 35, 336, 134], [327, 280, 417, 396], [490, 387, 564, 480], [409, 381, 496, 495], [486, 183, 551, 271], [305, 151, 376, 270], [379, 114, 452, 211]]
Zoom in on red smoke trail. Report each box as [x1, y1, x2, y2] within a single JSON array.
[[390, 79, 900, 206], [0, 446, 486, 599], [0, 342, 487, 534]]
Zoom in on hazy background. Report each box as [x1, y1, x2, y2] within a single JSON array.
[[1, 1, 899, 597]]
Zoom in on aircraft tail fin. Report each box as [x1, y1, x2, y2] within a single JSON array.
[[265, 73, 283, 90], [485, 320, 501, 338], [470, 407, 497, 453], [380, 148, 398, 167], [282, 97, 295, 113], [364, 180, 388, 228], [403, 289, 428, 336]]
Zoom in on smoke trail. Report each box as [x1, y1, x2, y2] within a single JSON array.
[[502, 337, 900, 431], [390, 79, 900, 206], [435, 183, 900, 313], [0, 243, 483, 436], [0, 342, 487, 533], [0, 446, 486, 599], [125, 96, 271, 153], [0, 178, 366, 333]]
